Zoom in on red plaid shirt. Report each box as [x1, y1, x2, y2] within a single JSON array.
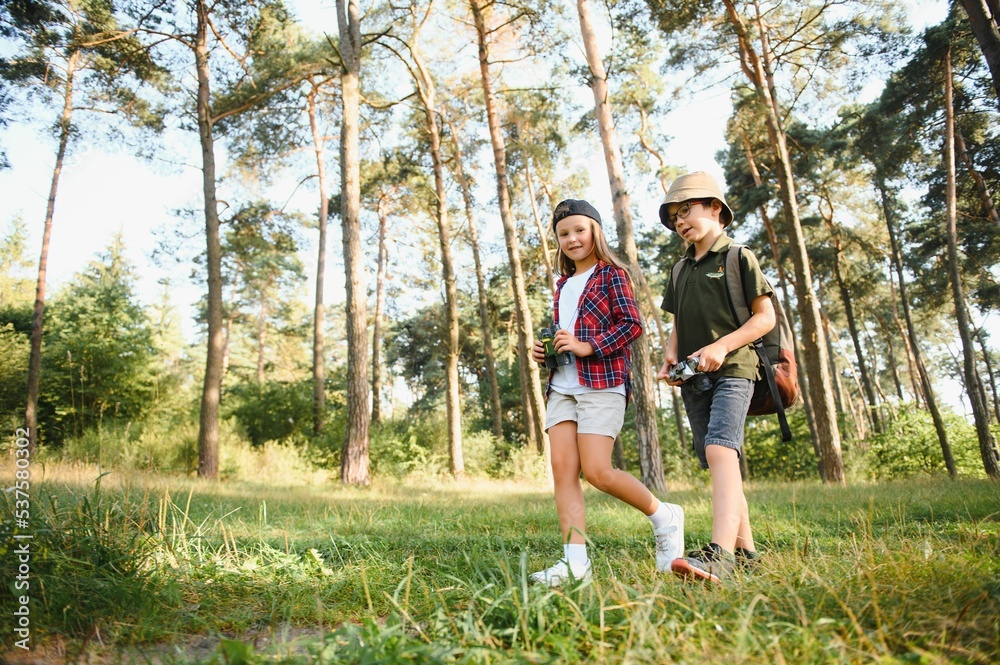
[[549, 261, 643, 402]]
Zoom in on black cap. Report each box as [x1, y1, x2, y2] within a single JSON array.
[[552, 199, 602, 232]]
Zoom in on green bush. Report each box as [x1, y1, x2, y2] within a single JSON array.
[[227, 379, 314, 447], [743, 409, 818, 481], [57, 415, 203, 474], [856, 403, 987, 479], [369, 422, 435, 477], [0, 320, 29, 418], [461, 429, 503, 476], [369, 414, 506, 478], [495, 442, 549, 482], [219, 439, 333, 484]]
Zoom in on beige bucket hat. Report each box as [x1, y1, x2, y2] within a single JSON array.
[[658, 171, 734, 231]]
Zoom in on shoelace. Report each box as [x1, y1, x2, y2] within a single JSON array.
[[654, 525, 678, 552]]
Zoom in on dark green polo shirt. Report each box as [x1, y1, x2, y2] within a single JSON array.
[[661, 233, 773, 380]]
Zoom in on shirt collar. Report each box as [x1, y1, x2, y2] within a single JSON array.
[[557, 259, 606, 287], [684, 233, 733, 259]]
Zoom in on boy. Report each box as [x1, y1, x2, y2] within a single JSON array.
[[656, 171, 776, 583]]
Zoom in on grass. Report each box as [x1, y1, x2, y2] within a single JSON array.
[[1, 461, 998, 663]]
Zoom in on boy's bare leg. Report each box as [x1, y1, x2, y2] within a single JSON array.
[[549, 421, 587, 544], [577, 434, 659, 515], [705, 444, 743, 553], [735, 493, 756, 552]]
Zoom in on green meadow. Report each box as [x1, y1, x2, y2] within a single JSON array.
[[1, 460, 998, 664]]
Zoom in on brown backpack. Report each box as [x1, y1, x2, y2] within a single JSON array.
[[671, 244, 799, 441]]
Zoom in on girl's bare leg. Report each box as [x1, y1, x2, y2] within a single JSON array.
[[549, 421, 586, 543], [577, 434, 658, 515]]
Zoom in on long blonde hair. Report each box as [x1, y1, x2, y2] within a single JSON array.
[[556, 219, 632, 282]]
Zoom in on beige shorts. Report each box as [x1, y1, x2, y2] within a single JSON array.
[[545, 390, 627, 439]]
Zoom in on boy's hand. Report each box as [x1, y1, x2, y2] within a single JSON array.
[[692, 341, 727, 372], [554, 329, 594, 357], [531, 339, 546, 364], [656, 355, 679, 383]]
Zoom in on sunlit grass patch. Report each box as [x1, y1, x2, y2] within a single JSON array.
[[0, 463, 997, 663]]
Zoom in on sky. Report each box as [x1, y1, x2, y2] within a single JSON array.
[[0, 0, 741, 317], [0, 0, 952, 293], [4, 0, 981, 415]]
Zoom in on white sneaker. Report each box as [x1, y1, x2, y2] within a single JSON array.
[[529, 559, 592, 587], [653, 503, 685, 572]]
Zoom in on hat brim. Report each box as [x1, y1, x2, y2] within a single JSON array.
[[658, 203, 677, 231]]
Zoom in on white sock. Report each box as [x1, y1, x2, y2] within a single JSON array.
[[647, 501, 676, 530], [564, 543, 589, 569]]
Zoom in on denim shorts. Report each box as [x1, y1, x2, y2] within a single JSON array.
[[545, 390, 626, 439], [681, 377, 754, 470]]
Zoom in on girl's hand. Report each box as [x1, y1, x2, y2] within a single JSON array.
[[691, 341, 727, 372], [554, 329, 594, 357], [531, 339, 546, 364]]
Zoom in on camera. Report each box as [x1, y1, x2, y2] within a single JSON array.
[[538, 326, 573, 369], [667, 357, 713, 394]]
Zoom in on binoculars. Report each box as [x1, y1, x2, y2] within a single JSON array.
[[538, 326, 573, 369]]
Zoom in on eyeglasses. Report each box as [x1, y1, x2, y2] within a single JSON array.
[[668, 200, 708, 225]]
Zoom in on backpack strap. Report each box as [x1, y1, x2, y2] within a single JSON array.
[[724, 245, 792, 443], [725, 246, 751, 327]]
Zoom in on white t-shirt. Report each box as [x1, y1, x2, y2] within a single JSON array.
[[549, 265, 626, 396]]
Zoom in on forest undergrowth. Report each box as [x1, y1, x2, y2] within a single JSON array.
[[0, 461, 998, 663]]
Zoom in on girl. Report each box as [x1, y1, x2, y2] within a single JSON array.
[[529, 198, 685, 586]]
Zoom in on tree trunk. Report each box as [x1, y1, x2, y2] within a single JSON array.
[[410, 15, 463, 476], [195, 0, 223, 479], [670, 387, 688, 452], [724, 0, 844, 483], [524, 162, 557, 295], [944, 50, 1000, 478], [742, 135, 793, 290], [739, 448, 750, 480], [822, 204, 881, 432], [612, 435, 626, 470], [956, 129, 1000, 225], [634, 111, 690, 453], [469, 0, 548, 464], [447, 117, 504, 441], [577, 0, 665, 492], [221, 311, 232, 379], [308, 83, 329, 437], [636, 102, 670, 197], [976, 328, 1000, 424], [957, 0, 1000, 107], [796, 339, 822, 477], [781, 285, 822, 473], [875, 176, 956, 475], [822, 307, 866, 441], [818, 297, 847, 417], [338, 0, 370, 485], [744, 134, 805, 458], [887, 269, 923, 405], [372, 198, 389, 426], [25, 49, 78, 456], [878, 313, 906, 403], [861, 326, 889, 408], [256, 298, 267, 386]]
